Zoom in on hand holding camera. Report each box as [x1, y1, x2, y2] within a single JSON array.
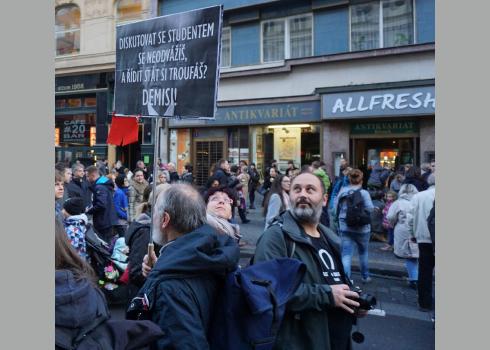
[[330, 284, 361, 314]]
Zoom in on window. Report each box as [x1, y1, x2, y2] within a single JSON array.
[[228, 127, 249, 165], [116, 0, 142, 23], [220, 27, 231, 67], [262, 15, 312, 63], [55, 5, 80, 56], [351, 0, 414, 51]]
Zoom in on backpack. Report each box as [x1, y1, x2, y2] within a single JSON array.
[[208, 258, 306, 350], [126, 257, 306, 350], [343, 189, 371, 227]]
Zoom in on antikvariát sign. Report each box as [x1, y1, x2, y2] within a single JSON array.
[[115, 6, 222, 118]]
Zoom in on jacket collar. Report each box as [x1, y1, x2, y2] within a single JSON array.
[[275, 211, 342, 257]]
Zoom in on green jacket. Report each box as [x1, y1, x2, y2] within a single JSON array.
[[254, 210, 353, 350]]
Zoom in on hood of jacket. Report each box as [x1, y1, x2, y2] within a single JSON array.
[[92, 175, 114, 190], [55, 270, 108, 329], [270, 210, 342, 257], [64, 214, 88, 226], [146, 224, 239, 281], [125, 212, 151, 246]]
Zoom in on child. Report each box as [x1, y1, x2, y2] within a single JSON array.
[[380, 191, 397, 251], [62, 197, 89, 260], [113, 174, 129, 237]]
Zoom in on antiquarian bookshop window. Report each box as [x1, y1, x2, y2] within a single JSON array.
[[220, 27, 231, 67], [116, 0, 142, 23], [262, 14, 312, 63], [350, 0, 414, 51], [55, 4, 80, 56]]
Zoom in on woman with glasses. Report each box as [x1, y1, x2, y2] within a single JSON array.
[[263, 174, 291, 229], [204, 186, 242, 242]]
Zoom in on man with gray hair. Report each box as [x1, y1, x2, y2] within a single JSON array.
[[167, 162, 180, 183], [65, 163, 92, 208], [409, 173, 436, 311], [137, 183, 240, 349], [254, 171, 366, 350]]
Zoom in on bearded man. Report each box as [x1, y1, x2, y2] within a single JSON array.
[[254, 171, 367, 350]]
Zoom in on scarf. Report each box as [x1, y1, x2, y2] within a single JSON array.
[[206, 213, 242, 241]]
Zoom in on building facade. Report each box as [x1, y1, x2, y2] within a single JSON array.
[[55, 0, 156, 168], [55, 0, 435, 183]]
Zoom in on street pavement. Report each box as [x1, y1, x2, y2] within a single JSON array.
[[110, 195, 435, 349]]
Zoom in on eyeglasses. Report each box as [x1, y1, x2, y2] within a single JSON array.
[[208, 196, 233, 204]]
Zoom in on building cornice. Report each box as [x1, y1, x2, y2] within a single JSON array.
[[220, 43, 435, 79]]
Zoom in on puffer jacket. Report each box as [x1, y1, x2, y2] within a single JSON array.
[[386, 194, 416, 258], [254, 211, 354, 350], [86, 176, 118, 232]]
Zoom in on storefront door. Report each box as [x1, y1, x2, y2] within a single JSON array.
[[352, 137, 418, 170], [194, 139, 225, 186]]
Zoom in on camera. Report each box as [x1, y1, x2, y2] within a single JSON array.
[[351, 287, 377, 310]]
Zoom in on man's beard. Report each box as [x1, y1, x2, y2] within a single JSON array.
[[152, 221, 166, 246], [289, 197, 323, 224]]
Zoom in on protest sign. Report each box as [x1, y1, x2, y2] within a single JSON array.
[[115, 5, 223, 119]]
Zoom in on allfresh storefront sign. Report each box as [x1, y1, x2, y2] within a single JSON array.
[[322, 86, 435, 119]]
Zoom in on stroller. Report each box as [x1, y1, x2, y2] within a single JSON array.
[[85, 225, 133, 306]]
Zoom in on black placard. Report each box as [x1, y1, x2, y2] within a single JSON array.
[[115, 6, 222, 118]]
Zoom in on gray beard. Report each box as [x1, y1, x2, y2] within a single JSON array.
[[290, 204, 322, 224]]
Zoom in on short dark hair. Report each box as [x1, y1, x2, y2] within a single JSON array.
[[204, 186, 237, 207], [349, 169, 364, 185], [311, 161, 321, 169], [133, 168, 144, 176], [115, 174, 126, 188], [290, 170, 326, 195], [55, 162, 68, 172], [185, 163, 193, 172], [86, 165, 99, 175], [218, 159, 228, 167]]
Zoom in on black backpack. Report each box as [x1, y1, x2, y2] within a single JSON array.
[[343, 189, 371, 227]]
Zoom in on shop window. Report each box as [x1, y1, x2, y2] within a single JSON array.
[[142, 121, 153, 144], [262, 14, 312, 63], [116, 0, 142, 23], [55, 114, 96, 146], [55, 4, 80, 56], [55, 128, 60, 147], [350, 0, 414, 52], [221, 27, 231, 67], [55, 99, 66, 109], [84, 96, 97, 107], [67, 98, 82, 108], [228, 127, 249, 166]]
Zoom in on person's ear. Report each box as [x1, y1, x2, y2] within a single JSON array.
[[160, 211, 171, 230], [322, 193, 328, 206]]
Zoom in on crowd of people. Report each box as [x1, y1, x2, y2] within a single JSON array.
[[54, 156, 436, 350]]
